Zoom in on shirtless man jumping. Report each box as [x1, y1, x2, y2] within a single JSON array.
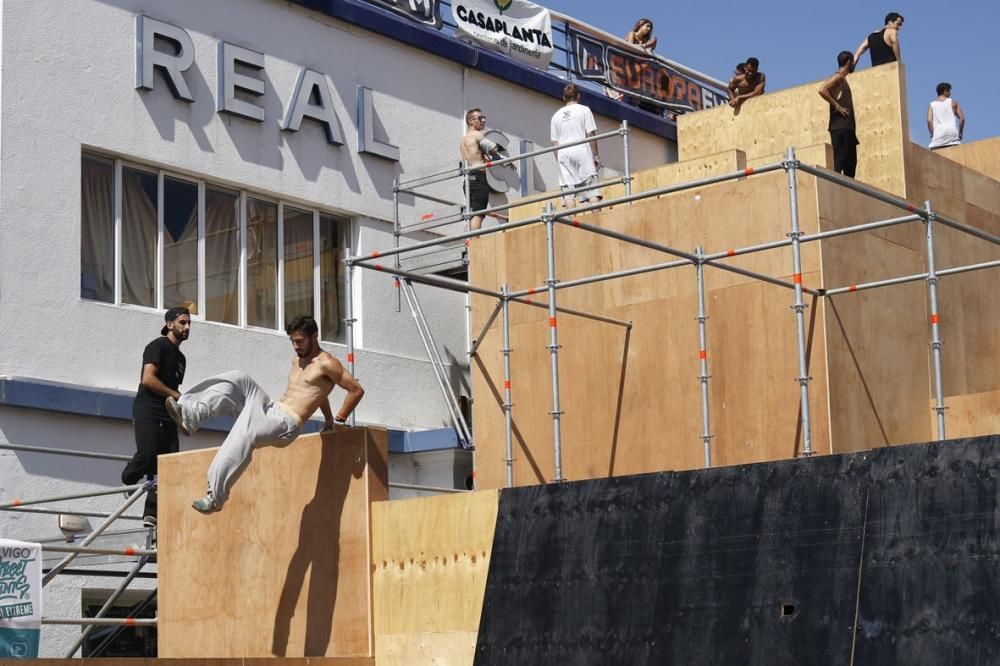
[[165, 314, 365, 514], [459, 108, 505, 231]]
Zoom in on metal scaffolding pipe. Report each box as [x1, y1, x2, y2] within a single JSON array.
[[1, 506, 144, 521], [700, 213, 922, 264], [403, 190, 461, 207], [924, 201, 947, 441], [934, 212, 1000, 247], [343, 231, 358, 427], [401, 280, 472, 446], [821, 259, 1000, 297], [510, 257, 692, 299], [43, 483, 149, 585], [554, 215, 822, 296], [397, 165, 465, 190], [622, 119, 632, 200], [43, 618, 157, 627], [476, 126, 624, 170], [938, 259, 1000, 278], [400, 213, 468, 235], [348, 161, 786, 265], [695, 248, 712, 468], [543, 204, 565, 483], [795, 162, 927, 218], [785, 148, 814, 457], [466, 174, 629, 225], [64, 556, 150, 658], [0, 442, 131, 462], [42, 544, 156, 557], [0, 484, 145, 509], [501, 286, 515, 488], [470, 300, 503, 357], [357, 259, 630, 328]]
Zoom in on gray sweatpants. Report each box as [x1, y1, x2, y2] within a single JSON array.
[[178, 371, 302, 507]]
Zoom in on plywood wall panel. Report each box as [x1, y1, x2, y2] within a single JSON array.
[[158, 429, 388, 658], [678, 63, 909, 196], [372, 491, 499, 666]]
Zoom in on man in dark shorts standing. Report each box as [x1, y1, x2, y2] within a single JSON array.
[[854, 12, 903, 68], [121, 306, 190, 526], [818, 51, 859, 178], [460, 108, 505, 231]]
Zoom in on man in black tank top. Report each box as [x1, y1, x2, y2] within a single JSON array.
[[819, 51, 859, 178], [853, 12, 903, 68]]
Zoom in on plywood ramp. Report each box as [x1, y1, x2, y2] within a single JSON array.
[[939, 137, 1000, 182], [678, 62, 909, 196], [372, 490, 499, 666], [471, 169, 832, 488], [158, 428, 388, 658], [509, 149, 749, 222]]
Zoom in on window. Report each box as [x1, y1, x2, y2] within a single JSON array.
[[80, 155, 114, 303], [247, 198, 278, 329], [81, 153, 347, 343], [283, 206, 313, 329], [121, 167, 157, 307], [163, 176, 199, 311], [205, 187, 240, 325]]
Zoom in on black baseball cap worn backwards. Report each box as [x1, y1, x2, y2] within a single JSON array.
[[161, 306, 190, 336]]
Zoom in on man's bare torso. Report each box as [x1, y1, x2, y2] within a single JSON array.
[[277, 352, 338, 423], [460, 130, 487, 167]]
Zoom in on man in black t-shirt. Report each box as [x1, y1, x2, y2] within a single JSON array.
[[121, 306, 190, 526]]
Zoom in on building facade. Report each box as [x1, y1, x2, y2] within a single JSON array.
[[0, 0, 683, 655]]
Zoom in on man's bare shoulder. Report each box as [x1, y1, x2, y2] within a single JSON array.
[[316, 351, 345, 373]]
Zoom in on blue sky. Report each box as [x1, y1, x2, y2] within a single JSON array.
[[540, 0, 996, 143]]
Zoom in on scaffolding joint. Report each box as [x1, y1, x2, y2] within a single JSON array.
[[782, 159, 801, 171], [930, 340, 944, 350], [545, 344, 563, 351]]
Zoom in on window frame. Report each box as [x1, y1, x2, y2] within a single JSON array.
[[82, 151, 349, 343]]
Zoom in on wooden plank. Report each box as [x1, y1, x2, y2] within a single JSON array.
[[158, 428, 388, 658], [939, 137, 1000, 182], [372, 491, 499, 666], [471, 170, 829, 488], [932, 390, 1000, 439], [508, 149, 748, 222], [678, 62, 909, 196]]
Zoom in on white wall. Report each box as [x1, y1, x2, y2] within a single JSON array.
[[0, 0, 671, 429], [0, 0, 674, 654]]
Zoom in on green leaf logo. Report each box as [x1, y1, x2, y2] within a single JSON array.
[[495, 0, 513, 13]]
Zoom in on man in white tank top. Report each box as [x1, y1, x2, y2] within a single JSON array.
[[927, 82, 965, 149]]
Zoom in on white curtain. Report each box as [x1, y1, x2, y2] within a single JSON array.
[[163, 178, 199, 312], [246, 198, 278, 328], [205, 188, 240, 324], [80, 156, 114, 302], [283, 207, 314, 327], [121, 168, 157, 307]]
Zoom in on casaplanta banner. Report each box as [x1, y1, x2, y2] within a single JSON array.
[[453, 0, 553, 68], [571, 29, 728, 112], [0, 540, 42, 659]]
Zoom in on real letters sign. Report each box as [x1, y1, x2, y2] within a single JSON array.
[[571, 29, 727, 113], [0, 540, 42, 659], [453, 0, 553, 68]]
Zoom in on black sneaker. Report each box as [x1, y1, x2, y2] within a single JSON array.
[[142, 515, 157, 528]]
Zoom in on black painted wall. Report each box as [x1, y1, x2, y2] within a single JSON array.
[[474, 435, 1000, 666]]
